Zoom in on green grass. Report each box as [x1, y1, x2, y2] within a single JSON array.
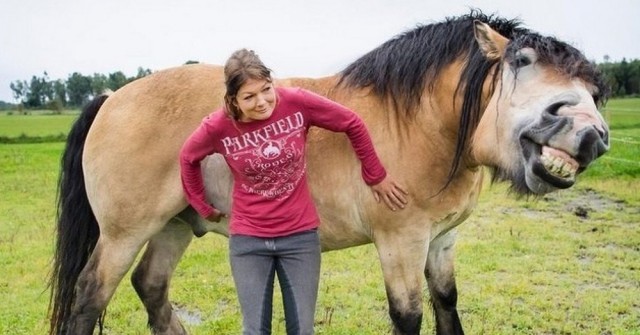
[[580, 97, 640, 178], [456, 180, 640, 335], [604, 97, 640, 110], [0, 113, 79, 143], [0, 99, 638, 334], [0, 143, 63, 334], [602, 97, 640, 129]]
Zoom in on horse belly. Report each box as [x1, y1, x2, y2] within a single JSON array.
[[314, 190, 373, 251]]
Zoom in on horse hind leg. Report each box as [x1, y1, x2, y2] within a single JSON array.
[[425, 231, 464, 335], [131, 218, 194, 335], [65, 236, 147, 334]]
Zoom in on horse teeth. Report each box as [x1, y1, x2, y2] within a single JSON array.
[[552, 162, 562, 174], [553, 158, 564, 171], [540, 151, 576, 180]]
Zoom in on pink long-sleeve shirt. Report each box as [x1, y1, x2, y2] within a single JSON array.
[[180, 87, 386, 237]]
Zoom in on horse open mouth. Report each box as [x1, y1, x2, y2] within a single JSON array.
[[531, 145, 579, 189]]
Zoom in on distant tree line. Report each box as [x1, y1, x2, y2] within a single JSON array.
[[6, 67, 153, 112], [1, 58, 638, 112], [599, 58, 640, 97]]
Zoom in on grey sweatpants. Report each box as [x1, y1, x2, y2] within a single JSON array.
[[229, 229, 321, 335]]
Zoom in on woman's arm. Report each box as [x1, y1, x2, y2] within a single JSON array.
[[179, 120, 223, 219], [301, 89, 408, 210]]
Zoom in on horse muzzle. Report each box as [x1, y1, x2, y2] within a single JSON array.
[[519, 102, 609, 194]]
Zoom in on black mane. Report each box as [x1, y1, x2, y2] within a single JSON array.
[[338, 10, 526, 117]]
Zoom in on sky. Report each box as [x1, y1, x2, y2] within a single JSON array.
[[1, 0, 638, 103]]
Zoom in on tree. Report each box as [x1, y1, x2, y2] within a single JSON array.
[[598, 58, 640, 97], [626, 59, 640, 95], [66, 72, 92, 107], [6, 66, 158, 111], [107, 71, 128, 91], [51, 79, 67, 112], [616, 58, 631, 96], [91, 73, 108, 96], [9, 80, 28, 103], [135, 67, 153, 79], [25, 73, 53, 108]]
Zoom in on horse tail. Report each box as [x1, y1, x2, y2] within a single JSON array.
[[48, 95, 109, 335]]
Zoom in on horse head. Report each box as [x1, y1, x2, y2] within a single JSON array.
[[471, 21, 610, 195]]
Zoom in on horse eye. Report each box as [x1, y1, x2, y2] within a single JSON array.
[[592, 94, 602, 106], [512, 54, 531, 68]]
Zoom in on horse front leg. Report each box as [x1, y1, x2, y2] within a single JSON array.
[[375, 231, 430, 335], [425, 230, 464, 335], [132, 219, 194, 335]]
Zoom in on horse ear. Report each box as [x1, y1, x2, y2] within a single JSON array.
[[473, 20, 509, 60]]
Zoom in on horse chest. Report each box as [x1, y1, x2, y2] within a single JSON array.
[[429, 205, 475, 241], [427, 177, 482, 240]]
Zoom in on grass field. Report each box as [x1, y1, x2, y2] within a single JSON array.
[[0, 99, 638, 334], [591, 98, 640, 179], [0, 111, 78, 143]]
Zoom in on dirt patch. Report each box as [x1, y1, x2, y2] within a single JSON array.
[[541, 187, 631, 219], [472, 186, 634, 224], [544, 187, 629, 211], [173, 305, 203, 326]]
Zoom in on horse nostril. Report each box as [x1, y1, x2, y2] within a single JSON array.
[[544, 101, 567, 116], [595, 125, 609, 145], [576, 126, 609, 165]]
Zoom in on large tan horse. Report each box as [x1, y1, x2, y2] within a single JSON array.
[[49, 12, 609, 335]]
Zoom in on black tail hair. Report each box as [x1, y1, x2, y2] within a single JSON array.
[[48, 95, 108, 335]]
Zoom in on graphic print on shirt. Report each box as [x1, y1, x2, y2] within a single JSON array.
[[222, 112, 306, 201]]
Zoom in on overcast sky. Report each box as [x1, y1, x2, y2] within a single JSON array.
[[1, 0, 638, 102]]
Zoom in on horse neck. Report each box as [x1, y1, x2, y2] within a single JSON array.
[[397, 60, 493, 203], [284, 72, 486, 204]]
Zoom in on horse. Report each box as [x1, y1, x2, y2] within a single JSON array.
[[48, 11, 609, 335]]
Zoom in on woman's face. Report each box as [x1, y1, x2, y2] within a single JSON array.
[[235, 78, 276, 122]]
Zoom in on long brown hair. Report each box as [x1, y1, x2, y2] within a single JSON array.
[[223, 49, 273, 120]]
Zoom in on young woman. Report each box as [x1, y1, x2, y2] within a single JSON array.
[[180, 48, 408, 335]]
